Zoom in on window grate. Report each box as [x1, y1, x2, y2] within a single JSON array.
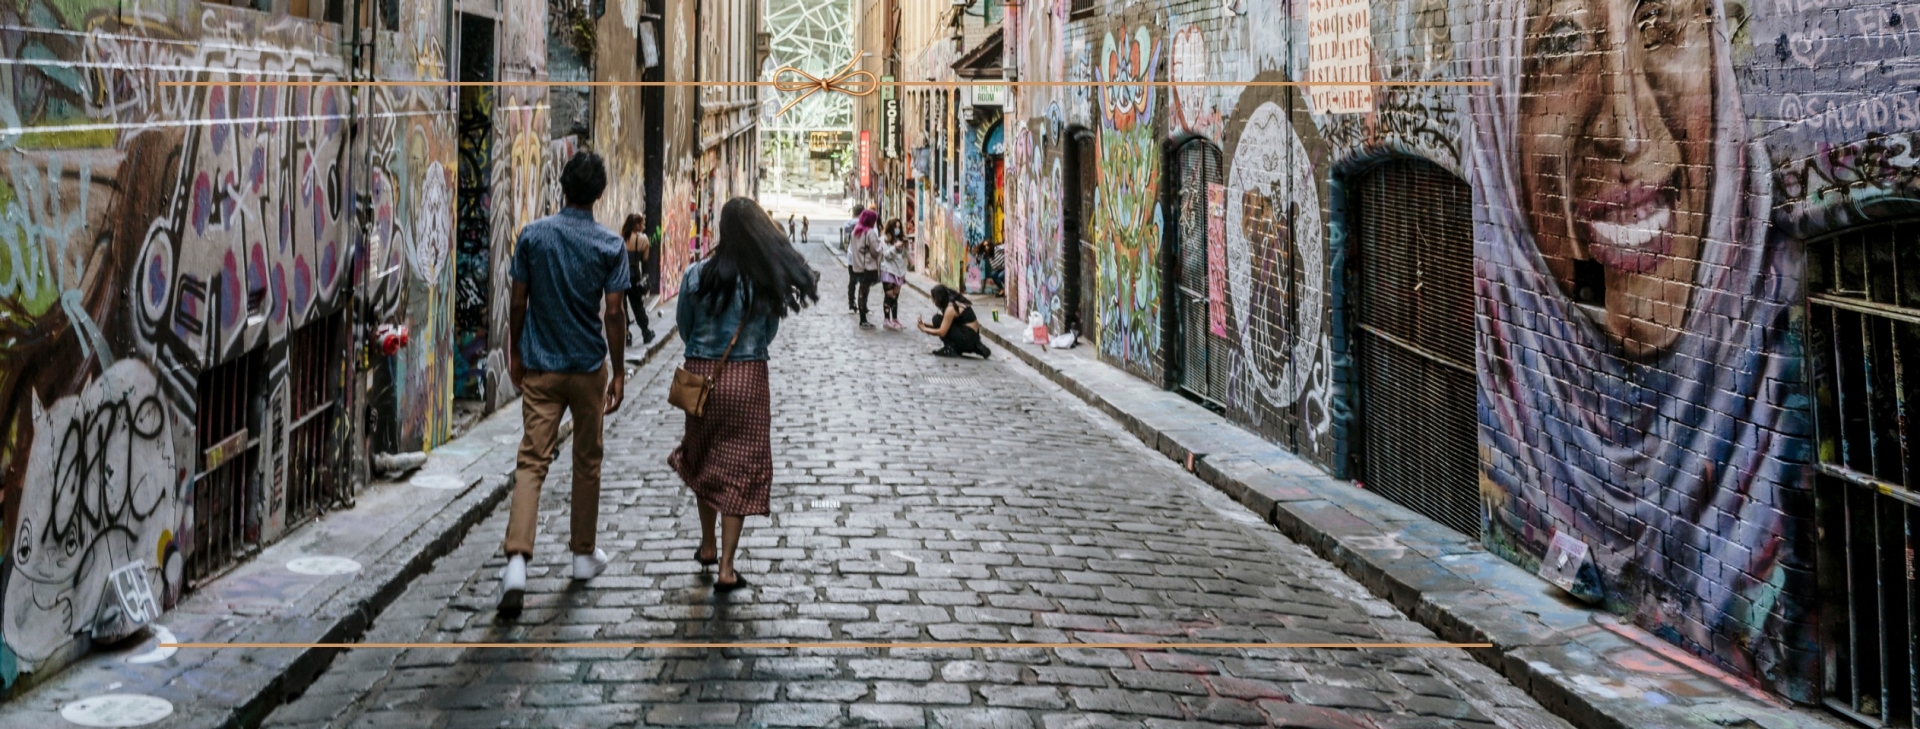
[[191, 350, 259, 586], [1351, 158, 1479, 539], [286, 311, 345, 527], [1809, 220, 1920, 728]]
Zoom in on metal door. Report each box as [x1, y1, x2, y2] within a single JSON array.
[[1806, 219, 1920, 727], [1352, 158, 1479, 538], [1174, 139, 1226, 404], [1063, 130, 1096, 339]]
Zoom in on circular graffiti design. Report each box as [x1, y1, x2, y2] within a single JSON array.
[[412, 162, 453, 280], [1224, 101, 1324, 406]]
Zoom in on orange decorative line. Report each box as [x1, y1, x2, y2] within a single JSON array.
[[155, 79, 1490, 88], [159, 641, 1494, 650]]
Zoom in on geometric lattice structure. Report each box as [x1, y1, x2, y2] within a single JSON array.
[[763, 0, 854, 132]]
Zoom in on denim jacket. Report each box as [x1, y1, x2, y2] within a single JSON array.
[[676, 260, 781, 361]]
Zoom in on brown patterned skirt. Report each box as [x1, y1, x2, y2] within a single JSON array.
[[668, 358, 772, 516]]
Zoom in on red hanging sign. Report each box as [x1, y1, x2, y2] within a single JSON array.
[[859, 131, 872, 188]]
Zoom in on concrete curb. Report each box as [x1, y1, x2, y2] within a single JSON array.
[[0, 328, 679, 729], [901, 273, 1833, 729]]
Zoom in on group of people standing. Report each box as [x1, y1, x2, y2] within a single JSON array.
[[500, 157, 999, 609], [841, 205, 910, 330]]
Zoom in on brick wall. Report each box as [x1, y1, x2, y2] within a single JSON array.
[[1004, 0, 1920, 703]]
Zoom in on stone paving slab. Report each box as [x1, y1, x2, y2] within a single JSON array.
[[256, 244, 1572, 729], [906, 270, 1836, 729], [0, 330, 676, 729]]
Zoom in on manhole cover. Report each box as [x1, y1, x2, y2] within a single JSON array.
[[59, 694, 174, 727], [286, 556, 362, 576]]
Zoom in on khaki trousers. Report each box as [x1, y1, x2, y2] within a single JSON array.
[[503, 368, 607, 557]]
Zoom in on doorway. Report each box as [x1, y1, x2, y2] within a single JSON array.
[[1173, 138, 1226, 406], [1806, 219, 1920, 726], [1062, 129, 1098, 341], [454, 12, 495, 402], [1350, 158, 1479, 538]]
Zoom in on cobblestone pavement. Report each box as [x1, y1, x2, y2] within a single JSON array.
[[264, 244, 1571, 729]]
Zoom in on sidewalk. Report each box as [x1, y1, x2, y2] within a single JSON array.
[[0, 330, 676, 729], [900, 269, 1833, 729]]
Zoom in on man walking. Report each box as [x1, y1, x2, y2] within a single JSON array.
[[500, 152, 629, 616]]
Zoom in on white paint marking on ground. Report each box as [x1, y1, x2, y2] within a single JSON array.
[[286, 556, 363, 576], [59, 694, 174, 727], [409, 474, 469, 490]]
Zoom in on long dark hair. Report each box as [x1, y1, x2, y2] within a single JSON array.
[[621, 214, 645, 239], [930, 284, 970, 310], [696, 197, 819, 319], [885, 219, 903, 240]]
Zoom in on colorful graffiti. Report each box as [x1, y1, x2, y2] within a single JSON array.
[[1092, 26, 1163, 371]]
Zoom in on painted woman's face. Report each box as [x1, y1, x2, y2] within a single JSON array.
[[1518, 0, 1715, 357]]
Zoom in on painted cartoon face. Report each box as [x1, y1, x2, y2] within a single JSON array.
[[1518, 0, 1715, 357]]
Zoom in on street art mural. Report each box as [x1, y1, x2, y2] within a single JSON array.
[[1092, 26, 1163, 373], [994, 0, 1920, 702], [1471, 0, 1816, 695], [0, 0, 534, 687]]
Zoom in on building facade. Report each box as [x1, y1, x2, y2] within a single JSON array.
[[983, 0, 1920, 718], [0, 0, 748, 694]]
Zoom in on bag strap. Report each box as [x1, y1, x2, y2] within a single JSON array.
[[710, 309, 749, 383]]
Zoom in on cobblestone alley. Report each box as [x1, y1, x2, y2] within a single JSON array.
[[262, 243, 1569, 729]]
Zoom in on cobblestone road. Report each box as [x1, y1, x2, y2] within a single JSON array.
[[265, 244, 1570, 729]]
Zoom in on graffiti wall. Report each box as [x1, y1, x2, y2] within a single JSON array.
[[0, 0, 541, 690], [1003, 0, 1920, 701]]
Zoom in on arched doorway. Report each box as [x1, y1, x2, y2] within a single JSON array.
[[1063, 129, 1097, 340], [1350, 158, 1479, 538], [1172, 137, 1227, 405]]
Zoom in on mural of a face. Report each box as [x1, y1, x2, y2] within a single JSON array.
[[1517, 0, 1714, 357]]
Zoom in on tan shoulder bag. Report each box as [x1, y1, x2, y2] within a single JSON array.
[[667, 314, 747, 417]]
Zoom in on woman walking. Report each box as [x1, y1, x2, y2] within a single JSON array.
[[621, 215, 658, 345], [671, 197, 819, 592], [879, 219, 908, 329], [917, 284, 992, 359], [847, 209, 885, 328]]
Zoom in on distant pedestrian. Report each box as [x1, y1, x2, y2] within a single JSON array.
[[787, 214, 796, 241], [917, 284, 992, 359], [499, 152, 629, 616], [800, 216, 809, 243], [841, 205, 864, 313], [621, 214, 658, 346], [848, 209, 884, 329], [671, 197, 819, 592], [879, 218, 907, 329]]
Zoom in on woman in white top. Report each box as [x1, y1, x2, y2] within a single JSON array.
[[878, 219, 908, 329]]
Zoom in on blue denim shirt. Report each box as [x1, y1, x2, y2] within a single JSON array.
[[509, 208, 629, 372], [676, 260, 780, 361]]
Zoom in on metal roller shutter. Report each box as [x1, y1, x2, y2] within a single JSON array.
[[1352, 158, 1480, 538]]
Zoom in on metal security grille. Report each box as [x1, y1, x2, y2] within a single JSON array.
[[1064, 130, 1097, 341], [286, 311, 345, 527], [1807, 220, 1920, 728], [1174, 139, 1227, 405], [192, 350, 258, 585], [1351, 158, 1479, 538]]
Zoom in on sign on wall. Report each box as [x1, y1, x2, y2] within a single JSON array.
[[971, 84, 1007, 107], [884, 99, 900, 158], [1307, 0, 1372, 114], [1206, 183, 1228, 338], [860, 130, 871, 188]]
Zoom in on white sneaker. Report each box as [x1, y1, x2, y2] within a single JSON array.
[[499, 555, 527, 614], [573, 548, 610, 580]]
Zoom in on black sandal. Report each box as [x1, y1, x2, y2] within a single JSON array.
[[695, 547, 718, 567], [714, 573, 750, 593]]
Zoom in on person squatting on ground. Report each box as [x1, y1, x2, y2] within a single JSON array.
[[879, 218, 908, 329], [620, 214, 658, 346], [499, 152, 629, 616], [842, 204, 864, 312], [671, 197, 819, 592], [848, 210, 885, 329], [918, 284, 993, 359]]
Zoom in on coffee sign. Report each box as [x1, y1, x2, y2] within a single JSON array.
[[883, 99, 900, 158]]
